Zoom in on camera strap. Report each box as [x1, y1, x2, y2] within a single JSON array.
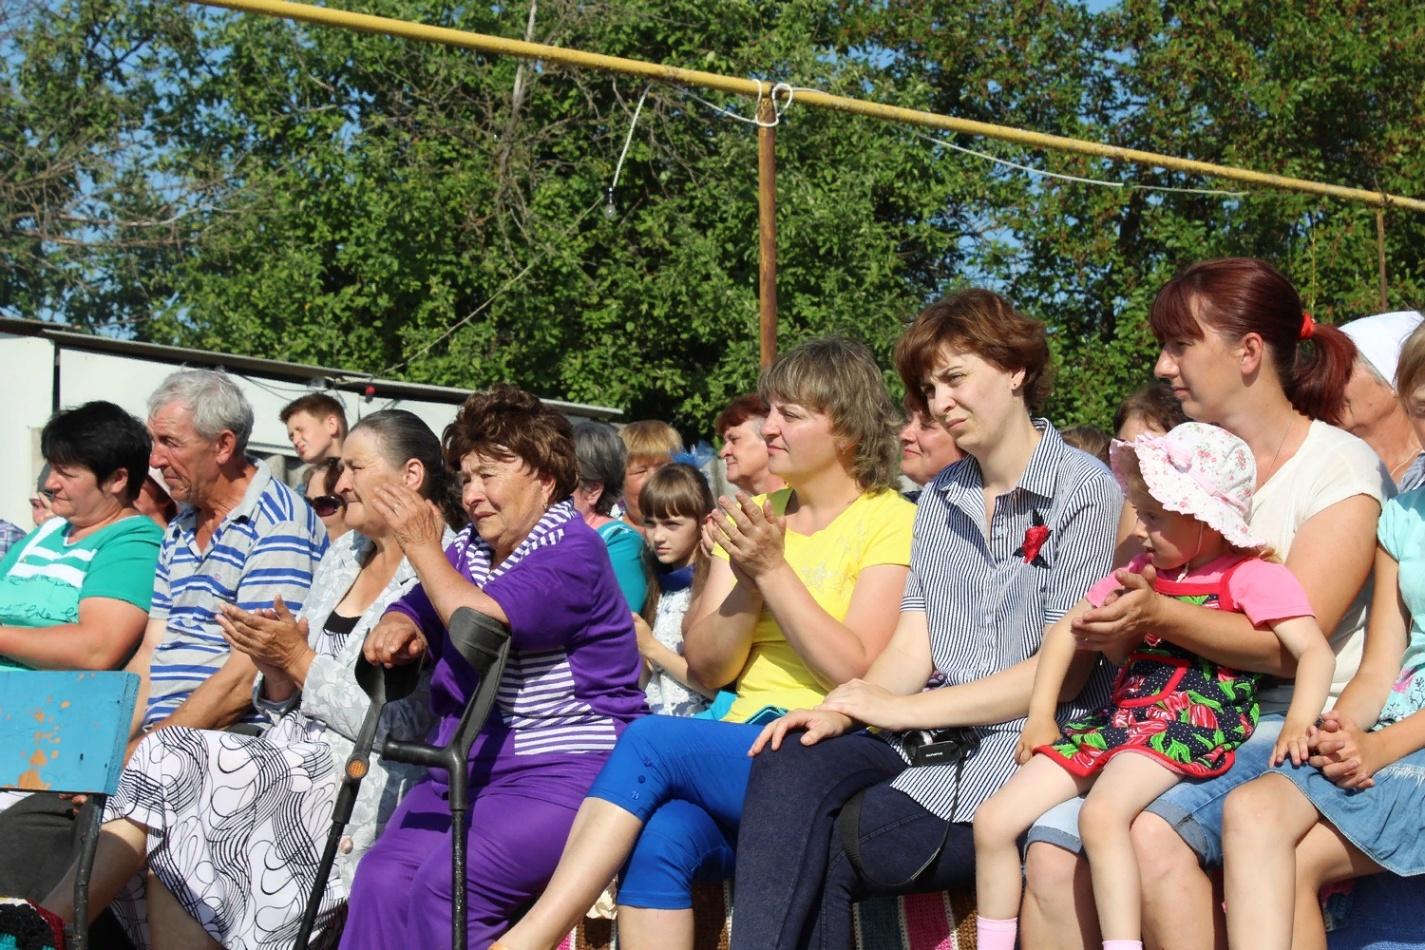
[[835, 753, 965, 890]]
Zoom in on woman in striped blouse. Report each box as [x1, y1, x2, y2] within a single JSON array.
[[729, 290, 1124, 950]]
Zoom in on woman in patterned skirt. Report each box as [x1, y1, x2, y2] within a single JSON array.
[[38, 409, 456, 948]]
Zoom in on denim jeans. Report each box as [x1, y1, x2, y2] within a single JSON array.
[[732, 732, 975, 950]]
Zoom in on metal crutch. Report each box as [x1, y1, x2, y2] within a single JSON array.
[[294, 653, 421, 948], [372, 607, 512, 950]]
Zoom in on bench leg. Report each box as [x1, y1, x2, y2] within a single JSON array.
[[66, 793, 105, 950]]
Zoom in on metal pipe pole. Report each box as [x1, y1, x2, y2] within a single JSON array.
[[757, 97, 777, 368], [1376, 208, 1389, 310], [189, 0, 1425, 214]]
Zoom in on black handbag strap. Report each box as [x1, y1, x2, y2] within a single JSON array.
[[835, 754, 964, 890]]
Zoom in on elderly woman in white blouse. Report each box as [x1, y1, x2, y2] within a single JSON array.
[[41, 409, 459, 950]]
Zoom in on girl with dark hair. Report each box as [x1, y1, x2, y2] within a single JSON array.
[[1021, 259, 1390, 950], [633, 463, 717, 717], [0, 400, 161, 672], [1113, 381, 1190, 442], [1111, 382, 1191, 563]]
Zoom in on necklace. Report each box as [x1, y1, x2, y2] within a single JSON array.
[[1257, 414, 1300, 488], [1389, 434, 1424, 480]]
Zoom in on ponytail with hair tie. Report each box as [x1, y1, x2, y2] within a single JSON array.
[[1148, 259, 1354, 427]]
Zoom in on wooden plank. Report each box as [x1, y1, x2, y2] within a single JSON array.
[[0, 671, 138, 795]]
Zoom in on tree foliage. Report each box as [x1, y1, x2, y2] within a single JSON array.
[[3, 0, 1423, 432]]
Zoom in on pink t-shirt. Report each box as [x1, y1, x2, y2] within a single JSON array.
[[1086, 553, 1314, 627]]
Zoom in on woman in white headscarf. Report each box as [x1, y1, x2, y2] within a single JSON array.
[[1338, 310, 1425, 489]]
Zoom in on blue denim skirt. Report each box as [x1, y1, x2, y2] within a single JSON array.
[[1279, 744, 1425, 876]]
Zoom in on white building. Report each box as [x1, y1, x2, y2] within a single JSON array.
[[0, 317, 620, 529]]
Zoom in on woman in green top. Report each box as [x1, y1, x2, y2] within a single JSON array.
[[0, 401, 162, 671], [572, 420, 649, 612]]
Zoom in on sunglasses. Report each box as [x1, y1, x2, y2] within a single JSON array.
[[309, 494, 345, 517]]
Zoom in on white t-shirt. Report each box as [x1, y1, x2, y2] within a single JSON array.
[[1253, 420, 1392, 714]]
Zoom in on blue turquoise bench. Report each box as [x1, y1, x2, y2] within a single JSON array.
[[0, 670, 139, 950]]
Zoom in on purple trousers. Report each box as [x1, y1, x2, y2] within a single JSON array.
[[340, 756, 602, 949]]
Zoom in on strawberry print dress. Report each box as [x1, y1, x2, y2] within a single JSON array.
[[1040, 559, 1261, 778]]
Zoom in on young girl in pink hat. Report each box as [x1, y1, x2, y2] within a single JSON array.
[[972, 421, 1336, 950]]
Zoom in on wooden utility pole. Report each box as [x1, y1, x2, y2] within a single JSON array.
[[757, 96, 778, 367], [1376, 207, 1389, 311]]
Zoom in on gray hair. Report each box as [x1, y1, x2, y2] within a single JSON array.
[[573, 420, 626, 516], [351, 409, 467, 529], [1355, 353, 1391, 388], [147, 369, 254, 453]]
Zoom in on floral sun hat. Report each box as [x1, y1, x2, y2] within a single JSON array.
[[1109, 421, 1265, 550]]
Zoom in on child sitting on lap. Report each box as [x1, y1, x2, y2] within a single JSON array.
[[972, 422, 1335, 950]]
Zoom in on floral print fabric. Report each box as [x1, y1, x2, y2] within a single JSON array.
[[1041, 567, 1260, 778]]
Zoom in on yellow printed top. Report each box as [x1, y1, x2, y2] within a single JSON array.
[[712, 487, 914, 723]]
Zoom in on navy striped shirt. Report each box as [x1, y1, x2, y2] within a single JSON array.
[[888, 422, 1123, 821], [147, 461, 328, 726]]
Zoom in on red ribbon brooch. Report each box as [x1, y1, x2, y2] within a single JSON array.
[[1014, 510, 1051, 567]]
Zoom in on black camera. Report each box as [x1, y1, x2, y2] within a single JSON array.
[[906, 728, 979, 767]]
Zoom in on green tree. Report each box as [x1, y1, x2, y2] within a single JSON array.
[[4, 0, 1423, 433]]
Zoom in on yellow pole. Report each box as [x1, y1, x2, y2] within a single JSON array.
[[191, 0, 1425, 214]]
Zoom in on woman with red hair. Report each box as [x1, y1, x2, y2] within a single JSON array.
[[1021, 258, 1390, 950]]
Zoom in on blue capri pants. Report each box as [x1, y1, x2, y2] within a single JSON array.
[[586, 715, 763, 909]]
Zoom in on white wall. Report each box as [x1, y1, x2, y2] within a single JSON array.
[[0, 337, 464, 528], [0, 333, 58, 528]]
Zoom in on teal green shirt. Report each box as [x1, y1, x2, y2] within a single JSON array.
[[1377, 488, 1425, 728], [0, 514, 163, 671], [596, 520, 649, 613]]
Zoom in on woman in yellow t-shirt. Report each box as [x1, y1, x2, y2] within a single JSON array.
[[498, 338, 912, 950]]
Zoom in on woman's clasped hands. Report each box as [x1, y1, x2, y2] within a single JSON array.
[[1304, 710, 1384, 790], [218, 595, 313, 681], [703, 492, 787, 582]]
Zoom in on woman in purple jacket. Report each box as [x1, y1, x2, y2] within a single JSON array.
[[341, 385, 646, 949]]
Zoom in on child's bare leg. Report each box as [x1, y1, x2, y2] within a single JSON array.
[[1289, 820, 1383, 950], [41, 817, 147, 923], [973, 756, 1091, 920], [1220, 773, 1318, 950], [1077, 753, 1183, 942]]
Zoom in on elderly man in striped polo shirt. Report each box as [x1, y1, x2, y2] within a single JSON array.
[[0, 369, 328, 910], [128, 368, 329, 742]]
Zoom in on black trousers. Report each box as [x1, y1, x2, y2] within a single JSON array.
[[731, 733, 975, 950], [0, 792, 133, 948]]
